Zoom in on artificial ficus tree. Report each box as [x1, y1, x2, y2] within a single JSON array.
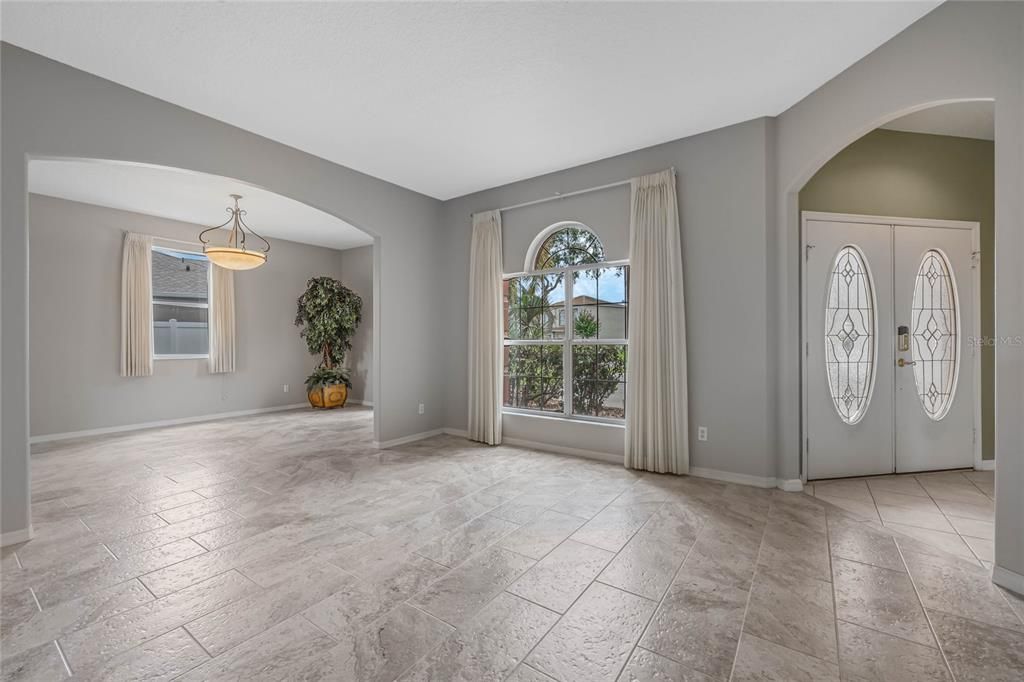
[[295, 277, 362, 388]]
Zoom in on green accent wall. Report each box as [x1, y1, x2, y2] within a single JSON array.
[[801, 128, 995, 460]]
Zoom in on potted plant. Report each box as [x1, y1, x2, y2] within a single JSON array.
[[295, 276, 362, 409]]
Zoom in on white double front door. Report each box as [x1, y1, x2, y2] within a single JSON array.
[[804, 213, 977, 480]]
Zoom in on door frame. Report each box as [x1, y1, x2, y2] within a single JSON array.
[[800, 211, 982, 481]]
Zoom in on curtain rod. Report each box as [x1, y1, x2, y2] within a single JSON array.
[[473, 167, 674, 217]]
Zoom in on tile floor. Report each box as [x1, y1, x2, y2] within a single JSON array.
[[1, 407, 1022, 681]]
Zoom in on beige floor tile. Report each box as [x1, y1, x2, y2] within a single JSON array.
[[947, 515, 994, 540], [930, 609, 1024, 681], [509, 539, 613, 613], [827, 518, 904, 572], [570, 501, 664, 553], [731, 632, 839, 681], [0, 640, 69, 680], [400, 593, 559, 681], [902, 549, 1023, 632], [107, 509, 239, 557], [618, 647, 713, 681], [869, 489, 941, 513], [964, 536, 994, 563], [177, 614, 336, 682], [814, 493, 882, 522], [60, 570, 258, 672], [812, 479, 872, 502], [184, 561, 350, 656], [496, 510, 585, 560], [866, 477, 929, 498], [414, 514, 519, 567], [527, 582, 656, 682], [933, 497, 994, 521], [507, 664, 557, 681], [743, 566, 837, 662], [877, 505, 954, 532], [1, 579, 152, 661], [74, 627, 208, 681], [886, 523, 976, 560], [639, 570, 748, 679], [837, 619, 951, 681], [916, 479, 992, 506], [409, 546, 534, 627], [832, 557, 935, 647]]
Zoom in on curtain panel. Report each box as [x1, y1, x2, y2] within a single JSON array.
[[120, 232, 154, 377], [208, 263, 236, 374], [624, 169, 689, 474], [467, 210, 504, 445]]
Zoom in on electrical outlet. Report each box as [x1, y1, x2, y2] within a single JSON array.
[[418, 403, 425, 415], [697, 426, 708, 442], [283, 384, 289, 393]]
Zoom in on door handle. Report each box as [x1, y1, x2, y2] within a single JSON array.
[[897, 358, 916, 367]]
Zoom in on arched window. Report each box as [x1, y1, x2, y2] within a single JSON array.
[[531, 223, 606, 270], [504, 223, 628, 421]]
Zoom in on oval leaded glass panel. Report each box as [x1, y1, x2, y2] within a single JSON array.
[[824, 245, 877, 425], [910, 249, 959, 421]]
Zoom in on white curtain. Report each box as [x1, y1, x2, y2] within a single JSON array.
[[120, 232, 154, 377], [208, 264, 236, 373], [467, 210, 504, 445], [624, 169, 689, 474]]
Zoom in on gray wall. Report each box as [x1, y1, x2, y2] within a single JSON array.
[[28, 195, 372, 436], [2, 43, 446, 538], [441, 119, 776, 479], [339, 245, 374, 405]]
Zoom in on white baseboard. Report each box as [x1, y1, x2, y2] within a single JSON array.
[[690, 467, 802, 491], [1, 526, 34, 547], [29, 403, 310, 444], [992, 565, 1024, 596], [501, 437, 622, 464], [975, 459, 996, 471], [374, 428, 446, 449]]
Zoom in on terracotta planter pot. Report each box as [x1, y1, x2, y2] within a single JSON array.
[[307, 383, 348, 409]]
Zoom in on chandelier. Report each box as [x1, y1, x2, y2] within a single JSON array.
[[198, 194, 270, 270]]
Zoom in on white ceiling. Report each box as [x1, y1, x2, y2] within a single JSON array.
[[3, 2, 939, 199], [29, 160, 373, 251], [881, 100, 994, 140]]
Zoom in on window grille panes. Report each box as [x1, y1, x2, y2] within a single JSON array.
[[572, 345, 626, 418], [504, 274, 566, 340], [824, 245, 876, 425], [503, 344, 564, 412], [911, 249, 959, 421], [152, 247, 210, 357], [572, 266, 628, 340], [534, 224, 605, 269], [504, 225, 628, 422]]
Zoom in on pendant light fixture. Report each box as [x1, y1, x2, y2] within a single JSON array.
[[199, 194, 270, 270]]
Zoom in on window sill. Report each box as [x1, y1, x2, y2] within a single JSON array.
[[155, 355, 209, 360], [502, 409, 625, 429]]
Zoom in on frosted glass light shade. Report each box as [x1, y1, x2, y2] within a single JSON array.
[[204, 246, 267, 271]]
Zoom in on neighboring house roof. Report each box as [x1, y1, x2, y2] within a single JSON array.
[[152, 250, 209, 301]]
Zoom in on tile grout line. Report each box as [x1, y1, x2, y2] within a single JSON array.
[[825, 510, 843, 674], [726, 500, 770, 682], [497, 478, 666, 680], [915, 475, 986, 567], [893, 535, 959, 681], [610, 509, 709, 681], [53, 638, 73, 677]]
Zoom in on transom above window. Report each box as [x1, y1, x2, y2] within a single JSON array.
[[531, 223, 606, 270]]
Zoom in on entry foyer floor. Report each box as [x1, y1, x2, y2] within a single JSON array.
[[2, 407, 1022, 681]]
